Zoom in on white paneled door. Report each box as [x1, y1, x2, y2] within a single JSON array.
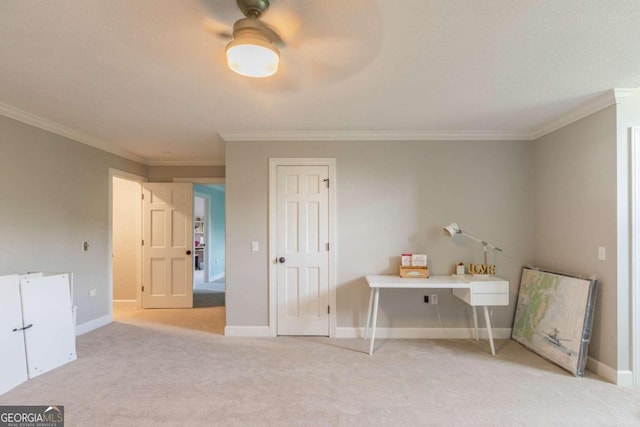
[[142, 183, 193, 308], [276, 165, 330, 335]]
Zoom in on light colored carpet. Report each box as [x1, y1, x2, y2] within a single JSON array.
[[193, 275, 225, 308], [193, 279, 225, 308], [113, 305, 225, 335], [1, 318, 639, 426]]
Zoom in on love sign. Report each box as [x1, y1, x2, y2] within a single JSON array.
[[468, 263, 496, 275]]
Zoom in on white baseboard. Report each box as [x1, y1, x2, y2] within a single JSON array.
[[75, 314, 111, 336], [334, 327, 513, 339], [113, 299, 138, 309], [586, 356, 633, 385], [224, 325, 270, 337], [210, 272, 225, 281]]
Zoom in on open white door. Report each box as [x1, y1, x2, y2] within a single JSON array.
[[275, 165, 330, 335], [142, 183, 193, 308]]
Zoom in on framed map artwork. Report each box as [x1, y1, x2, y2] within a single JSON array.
[[511, 267, 597, 376]]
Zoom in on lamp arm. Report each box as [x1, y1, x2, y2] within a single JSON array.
[[459, 231, 484, 245], [460, 231, 503, 252]]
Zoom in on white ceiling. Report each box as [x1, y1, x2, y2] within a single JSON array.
[[1, 0, 640, 165]]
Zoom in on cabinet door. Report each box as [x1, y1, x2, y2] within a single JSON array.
[[20, 274, 77, 379], [0, 275, 28, 395]]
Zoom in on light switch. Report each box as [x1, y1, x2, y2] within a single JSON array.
[[251, 241, 259, 252], [89, 289, 97, 297], [598, 246, 606, 261]]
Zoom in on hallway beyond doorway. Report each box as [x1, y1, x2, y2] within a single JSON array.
[[193, 270, 225, 308]]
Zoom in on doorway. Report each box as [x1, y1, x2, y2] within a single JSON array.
[[192, 184, 226, 308], [110, 173, 227, 334]]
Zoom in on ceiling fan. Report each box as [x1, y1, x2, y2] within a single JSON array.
[[201, 0, 383, 86], [220, 0, 282, 78]]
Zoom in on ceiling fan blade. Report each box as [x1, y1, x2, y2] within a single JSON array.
[[292, 37, 376, 86], [290, 0, 382, 42], [203, 17, 232, 39], [197, 0, 240, 23], [298, 38, 367, 67], [259, 1, 301, 47]]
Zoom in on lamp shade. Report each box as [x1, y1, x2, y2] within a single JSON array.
[[443, 222, 460, 236], [226, 36, 279, 78]]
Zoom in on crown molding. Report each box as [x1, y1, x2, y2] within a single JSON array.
[[0, 102, 227, 166], [0, 101, 148, 164], [146, 159, 226, 166], [531, 88, 640, 140], [219, 130, 530, 142], [5, 87, 639, 162], [613, 88, 640, 103]]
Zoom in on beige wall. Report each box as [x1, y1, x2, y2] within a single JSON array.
[[533, 106, 618, 368], [226, 140, 536, 329], [0, 115, 147, 325], [112, 177, 141, 300]]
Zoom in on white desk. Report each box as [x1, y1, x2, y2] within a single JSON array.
[[365, 274, 509, 356]]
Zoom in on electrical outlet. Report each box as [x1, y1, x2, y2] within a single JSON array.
[[431, 294, 438, 305], [424, 295, 429, 303], [82, 241, 89, 252], [89, 288, 96, 297], [251, 241, 259, 252]]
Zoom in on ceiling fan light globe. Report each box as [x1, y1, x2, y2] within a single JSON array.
[[226, 38, 279, 78]]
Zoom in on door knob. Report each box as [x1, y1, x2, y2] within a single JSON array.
[[279, 257, 286, 263], [186, 250, 192, 255]]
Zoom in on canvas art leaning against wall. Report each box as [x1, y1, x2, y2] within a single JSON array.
[[511, 267, 597, 377]]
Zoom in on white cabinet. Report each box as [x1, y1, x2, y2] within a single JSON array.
[[0, 273, 77, 395]]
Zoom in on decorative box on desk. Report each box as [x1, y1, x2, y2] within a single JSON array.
[[399, 266, 429, 278]]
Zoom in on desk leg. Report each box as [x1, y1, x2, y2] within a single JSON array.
[[483, 306, 496, 356], [364, 288, 374, 339], [472, 307, 479, 341], [368, 288, 380, 356]]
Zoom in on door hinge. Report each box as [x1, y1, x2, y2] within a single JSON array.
[[323, 178, 329, 188], [326, 242, 330, 251], [141, 240, 144, 246], [328, 305, 330, 314], [141, 285, 144, 292], [141, 193, 144, 200]]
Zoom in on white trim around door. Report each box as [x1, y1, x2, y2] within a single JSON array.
[[631, 127, 640, 387], [268, 158, 337, 338], [173, 178, 225, 184]]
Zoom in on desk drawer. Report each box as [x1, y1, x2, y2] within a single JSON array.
[[471, 282, 508, 293], [452, 288, 509, 306]]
